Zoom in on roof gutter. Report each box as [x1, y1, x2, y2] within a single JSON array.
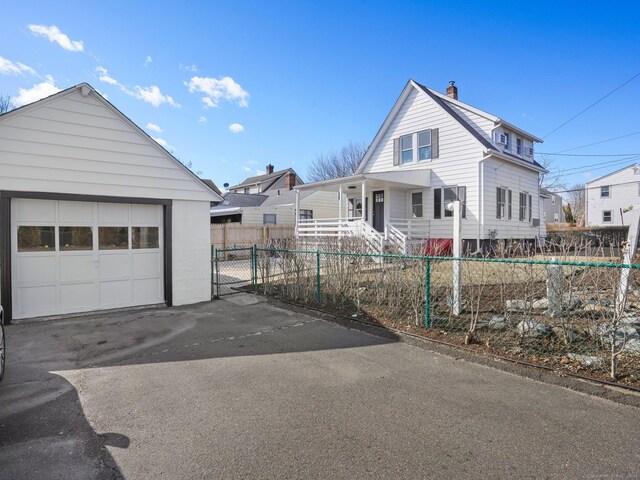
[[484, 149, 548, 173]]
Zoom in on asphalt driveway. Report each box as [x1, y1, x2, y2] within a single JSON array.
[[1, 295, 639, 479]]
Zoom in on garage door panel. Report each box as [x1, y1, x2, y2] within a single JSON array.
[[13, 199, 55, 223], [100, 280, 132, 306], [133, 278, 163, 304], [58, 201, 94, 223], [133, 252, 161, 277], [16, 256, 57, 283], [132, 204, 162, 225], [98, 203, 129, 224], [99, 253, 131, 280], [60, 283, 98, 310], [17, 285, 56, 316], [59, 255, 96, 282]]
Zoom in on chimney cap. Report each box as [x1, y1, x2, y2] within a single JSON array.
[[449, 80, 455, 86]]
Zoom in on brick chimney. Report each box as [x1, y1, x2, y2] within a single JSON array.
[[266, 163, 274, 174], [446, 81, 458, 100], [285, 171, 296, 190]]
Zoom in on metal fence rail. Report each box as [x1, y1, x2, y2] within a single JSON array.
[[212, 246, 640, 386]]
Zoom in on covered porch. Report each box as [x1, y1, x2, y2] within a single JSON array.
[[294, 170, 431, 254]]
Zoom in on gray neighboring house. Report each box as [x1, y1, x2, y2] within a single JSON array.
[[540, 188, 565, 224], [226, 164, 304, 196]]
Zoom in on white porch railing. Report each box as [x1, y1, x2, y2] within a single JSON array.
[[297, 217, 427, 255]]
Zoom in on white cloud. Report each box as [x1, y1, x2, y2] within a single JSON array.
[[95, 67, 180, 108], [0, 56, 36, 76], [134, 85, 180, 108], [28, 24, 84, 52], [242, 166, 251, 172], [146, 122, 162, 133], [247, 160, 258, 165], [152, 136, 173, 151], [12, 75, 61, 107], [144, 56, 153, 67], [229, 122, 244, 133], [185, 76, 249, 108], [179, 63, 198, 73], [96, 66, 119, 85], [256, 169, 266, 176], [198, 116, 207, 123]]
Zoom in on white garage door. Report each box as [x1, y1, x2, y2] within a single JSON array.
[[11, 199, 164, 319]]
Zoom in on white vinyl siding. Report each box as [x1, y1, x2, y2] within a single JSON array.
[[585, 165, 640, 226], [0, 89, 214, 202], [239, 191, 337, 225]]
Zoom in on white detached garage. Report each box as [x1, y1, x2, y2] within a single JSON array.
[[0, 83, 222, 322]]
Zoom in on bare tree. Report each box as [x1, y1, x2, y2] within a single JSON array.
[[567, 183, 585, 224], [307, 142, 367, 182], [0, 94, 13, 114], [538, 155, 568, 190]]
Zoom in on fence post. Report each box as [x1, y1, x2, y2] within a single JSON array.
[[252, 244, 258, 293], [213, 247, 220, 299], [424, 257, 431, 328], [211, 244, 215, 300], [316, 251, 321, 303]]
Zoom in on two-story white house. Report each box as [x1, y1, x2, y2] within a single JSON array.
[[294, 80, 546, 253], [585, 163, 640, 226]]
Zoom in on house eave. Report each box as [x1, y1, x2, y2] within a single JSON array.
[[494, 119, 543, 143], [484, 149, 548, 173]]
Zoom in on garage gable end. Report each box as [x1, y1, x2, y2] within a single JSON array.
[[0, 83, 221, 202]]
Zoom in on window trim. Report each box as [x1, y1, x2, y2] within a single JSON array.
[[299, 209, 313, 220], [411, 191, 423, 218], [600, 185, 610, 198], [435, 186, 466, 219], [519, 192, 527, 222], [400, 134, 413, 164], [417, 130, 432, 162], [516, 137, 522, 155], [503, 132, 511, 152], [603, 210, 612, 223], [262, 213, 277, 225], [497, 187, 506, 219]]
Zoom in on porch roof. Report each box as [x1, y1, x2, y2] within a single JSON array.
[[295, 169, 430, 192]]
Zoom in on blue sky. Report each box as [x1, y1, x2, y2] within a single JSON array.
[[1, 1, 639, 191]]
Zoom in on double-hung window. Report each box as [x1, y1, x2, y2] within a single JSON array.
[[603, 210, 612, 223], [412, 192, 423, 218], [263, 214, 276, 225], [299, 209, 313, 220], [601, 185, 610, 198], [516, 138, 522, 155], [434, 187, 466, 219], [418, 130, 431, 161], [519, 192, 527, 221], [496, 187, 507, 219], [504, 132, 511, 152], [400, 134, 413, 164]]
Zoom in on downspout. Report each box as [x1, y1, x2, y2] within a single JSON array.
[[477, 158, 486, 252]]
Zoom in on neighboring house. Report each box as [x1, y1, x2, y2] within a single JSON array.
[[0, 83, 222, 322], [226, 164, 304, 195], [585, 163, 640, 226], [295, 80, 546, 253], [540, 188, 565, 224], [211, 189, 337, 225]]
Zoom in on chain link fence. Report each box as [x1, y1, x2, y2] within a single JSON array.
[[212, 243, 639, 387]]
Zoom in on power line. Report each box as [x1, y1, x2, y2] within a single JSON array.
[[552, 178, 640, 195], [553, 130, 640, 153], [546, 155, 640, 176], [542, 71, 640, 139], [537, 152, 640, 157]]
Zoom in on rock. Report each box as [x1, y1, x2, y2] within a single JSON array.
[[593, 322, 640, 354], [517, 320, 553, 339], [474, 320, 490, 331], [532, 298, 549, 309], [621, 316, 640, 327], [584, 303, 605, 313], [563, 298, 582, 310], [488, 314, 510, 331], [567, 353, 605, 368], [506, 299, 531, 311]]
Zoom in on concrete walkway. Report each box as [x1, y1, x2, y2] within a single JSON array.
[[1, 295, 639, 479]]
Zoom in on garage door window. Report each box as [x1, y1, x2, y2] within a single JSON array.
[[99, 227, 129, 250], [132, 227, 159, 249], [59, 226, 93, 251], [17, 226, 55, 252]]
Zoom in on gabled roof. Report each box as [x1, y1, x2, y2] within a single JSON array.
[[229, 168, 299, 191], [260, 189, 316, 206], [201, 179, 222, 195], [0, 82, 222, 201], [215, 192, 268, 208], [585, 163, 639, 186], [355, 79, 545, 174]]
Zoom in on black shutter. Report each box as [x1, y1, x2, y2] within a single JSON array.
[[508, 190, 512, 220], [434, 188, 441, 219], [431, 128, 439, 159], [393, 138, 400, 166], [496, 188, 501, 219]]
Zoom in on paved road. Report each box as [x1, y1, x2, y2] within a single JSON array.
[[1, 295, 639, 479]]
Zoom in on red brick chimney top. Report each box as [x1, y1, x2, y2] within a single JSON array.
[[266, 163, 274, 174], [285, 171, 296, 190], [446, 81, 458, 100]]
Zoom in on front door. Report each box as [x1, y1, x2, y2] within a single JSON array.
[[372, 190, 384, 232]]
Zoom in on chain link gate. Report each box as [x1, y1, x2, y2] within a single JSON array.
[[212, 246, 256, 298]]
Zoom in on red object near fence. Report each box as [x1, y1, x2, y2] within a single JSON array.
[[421, 238, 453, 256]]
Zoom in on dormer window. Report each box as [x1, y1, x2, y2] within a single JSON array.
[[503, 132, 511, 152], [516, 138, 522, 155], [400, 134, 413, 163]]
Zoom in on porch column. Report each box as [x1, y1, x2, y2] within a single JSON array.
[[338, 185, 343, 220], [294, 189, 300, 237], [361, 179, 367, 222]]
